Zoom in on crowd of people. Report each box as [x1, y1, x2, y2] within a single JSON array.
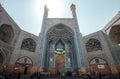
[[30, 71, 120, 79], [0, 70, 120, 79]]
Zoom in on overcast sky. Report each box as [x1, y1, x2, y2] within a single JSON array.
[[0, 0, 120, 36]]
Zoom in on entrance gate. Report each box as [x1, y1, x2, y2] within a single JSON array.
[[89, 58, 111, 74]]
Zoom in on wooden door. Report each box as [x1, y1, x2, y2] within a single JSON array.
[[55, 54, 65, 71]]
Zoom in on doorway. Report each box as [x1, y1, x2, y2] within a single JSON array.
[[55, 54, 65, 72], [89, 58, 111, 74]]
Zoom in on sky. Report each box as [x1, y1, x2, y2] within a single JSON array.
[[0, 0, 120, 36]]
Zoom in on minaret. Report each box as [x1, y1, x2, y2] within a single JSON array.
[[70, 4, 85, 67], [38, 5, 49, 66], [43, 5, 49, 19], [71, 4, 77, 19], [70, 4, 79, 31]]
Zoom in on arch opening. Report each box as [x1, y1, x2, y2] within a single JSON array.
[[55, 40, 65, 50], [43, 23, 77, 72], [89, 58, 111, 74], [109, 25, 120, 46]]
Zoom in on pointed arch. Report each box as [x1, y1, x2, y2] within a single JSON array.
[[109, 25, 120, 46], [0, 24, 14, 44], [48, 40, 53, 49], [46, 23, 74, 44], [86, 38, 102, 52], [42, 23, 78, 68], [21, 38, 36, 52], [67, 40, 72, 50], [89, 57, 111, 73]]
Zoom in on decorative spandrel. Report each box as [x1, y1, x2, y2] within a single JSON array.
[[21, 38, 36, 52]]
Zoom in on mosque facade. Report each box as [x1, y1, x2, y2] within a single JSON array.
[[0, 4, 120, 74]]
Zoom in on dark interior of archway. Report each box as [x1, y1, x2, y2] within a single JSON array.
[[0, 53, 3, 64], [55, 40, 65, 50]]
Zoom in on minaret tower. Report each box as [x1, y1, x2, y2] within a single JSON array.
[[38, 5, 49, 66], [71, 4, 77, 19], [70, 4, 85, 67]]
